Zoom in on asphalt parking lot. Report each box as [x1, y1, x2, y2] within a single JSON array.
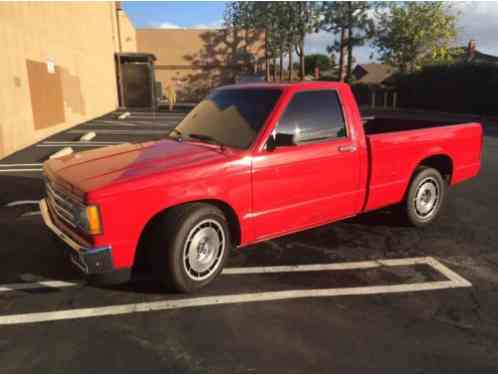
[[1, 107, 498, 372]]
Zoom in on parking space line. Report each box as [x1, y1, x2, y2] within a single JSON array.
[[37, 143, 122, 148], [0, 163, 42, 167], [0, 257, 471, 325], [0, 280, 80, 293], [68, 129, 169, 135], [41, 141, 123, 145], [5, 200, 40, 207], [222, 257, 435, 275], [0, 281, 468, 326], [0, 169, 43, 172]]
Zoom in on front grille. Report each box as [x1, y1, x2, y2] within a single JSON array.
[[45, 180, 78, 229]]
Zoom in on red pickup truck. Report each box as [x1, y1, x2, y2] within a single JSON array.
[[40, 82, 482, 292]]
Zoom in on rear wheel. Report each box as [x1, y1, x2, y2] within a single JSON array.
[[151, 203, 231, 292], [401, 167, 447, 227]]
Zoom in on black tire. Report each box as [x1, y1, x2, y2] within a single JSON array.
[[150, 203, 231, 293], [401, 166, 447, 227]]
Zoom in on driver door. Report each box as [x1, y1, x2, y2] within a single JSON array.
[[251, 89, 361, 240]]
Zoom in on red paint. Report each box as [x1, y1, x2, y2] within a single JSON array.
[[44, 82, 483, 270]]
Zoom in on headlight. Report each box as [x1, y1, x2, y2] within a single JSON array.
[[74, 204, 103, 235]]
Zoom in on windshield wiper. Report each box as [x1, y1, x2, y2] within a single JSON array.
[[188, 133, 225, 149]]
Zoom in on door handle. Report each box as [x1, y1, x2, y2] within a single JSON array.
[[338, 145, 357, 153]]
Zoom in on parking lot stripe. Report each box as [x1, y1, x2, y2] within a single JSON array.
[[0, 257, 471, 325], [5, 200, 40, 207], [0, 280, 80, 293], [222, 257, 435, 275], [42, 141, 123, 145], [67, 129, 169, 135], [0, 163, 42, 167], [0, 169, 43, 172], [37, 143, 121, 148], [0, 280, 469, 326]]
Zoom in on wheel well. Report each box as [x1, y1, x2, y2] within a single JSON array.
[[133, 199, 241, 270], [418, 154, 453, 183]]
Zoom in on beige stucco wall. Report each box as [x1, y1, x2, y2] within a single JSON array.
[[117, 8, 137, 52], [136, 28, 265, 101], [0, 2, 135, 159]]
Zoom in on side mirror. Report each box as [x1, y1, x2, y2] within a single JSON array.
[[266, 133, 295, 151]]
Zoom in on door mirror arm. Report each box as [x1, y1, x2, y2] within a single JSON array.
[[266, 132, 296, 151]]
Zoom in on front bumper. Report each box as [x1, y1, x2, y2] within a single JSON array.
[[40, 199, 114, 274]]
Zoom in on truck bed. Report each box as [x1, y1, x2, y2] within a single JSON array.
[[362, 117, 462, 135], [361, 118, 482, 213]]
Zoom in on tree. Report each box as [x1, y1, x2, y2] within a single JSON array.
[[373, 2, 459, 72], [320, 2, 375, 82], [292, 2, 320, 80], [225, 2, 299, 82], [304, 54, 332, 76]]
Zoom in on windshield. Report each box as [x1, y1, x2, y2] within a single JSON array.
[[170, 88, 282, 149]]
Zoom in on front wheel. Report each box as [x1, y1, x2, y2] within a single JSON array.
[[151, 203, 231, 292], [401, 167, 447, 227]]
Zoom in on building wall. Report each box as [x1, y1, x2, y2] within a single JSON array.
[[0, 2, 135, 159], [117, 8, 137, 53], [136, 28, 265, 101]]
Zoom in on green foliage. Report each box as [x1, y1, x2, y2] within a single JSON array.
[[304, 54, 333, 75], [373, 2, 458, 72], [392, 63, 498, 115]]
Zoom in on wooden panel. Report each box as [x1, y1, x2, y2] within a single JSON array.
[[26, 59, 65, 130]]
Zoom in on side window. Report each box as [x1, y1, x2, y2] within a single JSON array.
[[275, 90, 347, 144]]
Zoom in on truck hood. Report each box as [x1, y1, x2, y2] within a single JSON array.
[[44, 139, 230, 193]]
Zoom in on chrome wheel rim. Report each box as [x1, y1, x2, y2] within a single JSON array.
[[183, 219, 225, 281], [414, 177, 440, 219]]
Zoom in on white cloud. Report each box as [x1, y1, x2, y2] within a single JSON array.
[[155, 21, 181, 29], [150, 19, 224, 30], [452, 1, 498, 55], [190, 19, 224, 30]]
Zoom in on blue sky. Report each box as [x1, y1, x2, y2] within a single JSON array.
[[123, 1, 227, 29], [123, 1, 498, 64]]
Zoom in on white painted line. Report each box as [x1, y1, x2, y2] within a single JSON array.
[[0, 280, 80, 293], [0, 169, 43, 173], [96, 120, 140, 127], [0, 163, 42, 167], [118, 112, 131, 120], [0, 280, 468, 326], [20, 211, 41, 217], [43, 141, 122, 145], [0, 257, 471, 325], [5, 200, 40, 207], [68, 129, 169, 135], [49, 147, 73, 159], [79, 131, 96, 142], [40, 144, 119, 148], [88, 120, 177, 127]]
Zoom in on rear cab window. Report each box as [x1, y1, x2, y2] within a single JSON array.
[[275, 90, 347, 144]]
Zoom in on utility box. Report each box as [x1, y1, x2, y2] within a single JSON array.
[[115, 53, 157, 109]]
